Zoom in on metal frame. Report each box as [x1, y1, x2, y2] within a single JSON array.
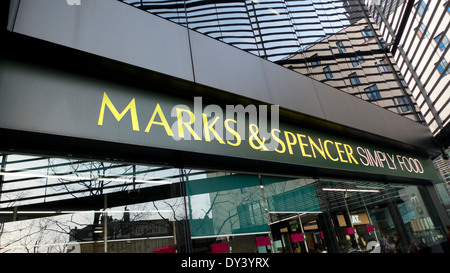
[[368, 0, 450, 139]]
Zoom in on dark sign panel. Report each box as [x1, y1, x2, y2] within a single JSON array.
[[95, 91, 439, 180], [0, 60, 441, 181]]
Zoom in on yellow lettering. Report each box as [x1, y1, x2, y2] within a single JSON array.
[[271, 129, 286, 154], [335, 142, 348, 163], [176, 108, 201, 140], [202, 114, 225, 144], [144, 103, 173, 136], [224, 119, 241, 146], [324, 140, 339, 161], [308, 136, 326, 159], [98, 92, 140, 131], [248, 124, 268, 151], [344, 144, 359, 164], [284, 131, 297, 155], [297, 134, 312, 157]]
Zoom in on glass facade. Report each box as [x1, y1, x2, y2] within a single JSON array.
[[1, 0, 447, 256], [366, 0, 450, 140], [119, 0, 423, 122], [0, 154, 189, 253], [0, 153, 446, 253]]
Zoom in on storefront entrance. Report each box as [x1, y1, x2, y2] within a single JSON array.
[[0, 154, 448, 253], [268, 212, 324, 253], [319, 180, 446, 253]]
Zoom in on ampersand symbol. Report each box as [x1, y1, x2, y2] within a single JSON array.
[[249, 124, 268, 151]]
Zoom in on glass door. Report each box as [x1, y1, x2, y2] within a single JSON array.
[[268, 212, 325, 253]]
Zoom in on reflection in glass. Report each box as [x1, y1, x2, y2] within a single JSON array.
[[119, 0, 423, 122], [318, 180, 446, 253], [0, 154, 187, 253], [0, 154, 446, 253], [185, 172, 267, 238]]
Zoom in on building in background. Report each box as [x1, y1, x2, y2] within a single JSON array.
[[365, 0, 450, 216], [68, 213, 175, 253], [276, 17, 422, 122], [365, 0, 449, 147]]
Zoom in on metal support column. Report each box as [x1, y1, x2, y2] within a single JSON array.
[[258, 174, 276, 253], [372, 3, 443, 129]]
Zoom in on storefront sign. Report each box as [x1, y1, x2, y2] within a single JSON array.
[[0, 61, 440, 181], [255, 237, 271, 247], [210, 242, 229, 253], [153, 245, 175, 253], [346, 227, 356, 235], [337, 213, 371, 226], [365, 225, 375, 233], [95, 92, 440, 181], [290, 233, 305, 243]]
